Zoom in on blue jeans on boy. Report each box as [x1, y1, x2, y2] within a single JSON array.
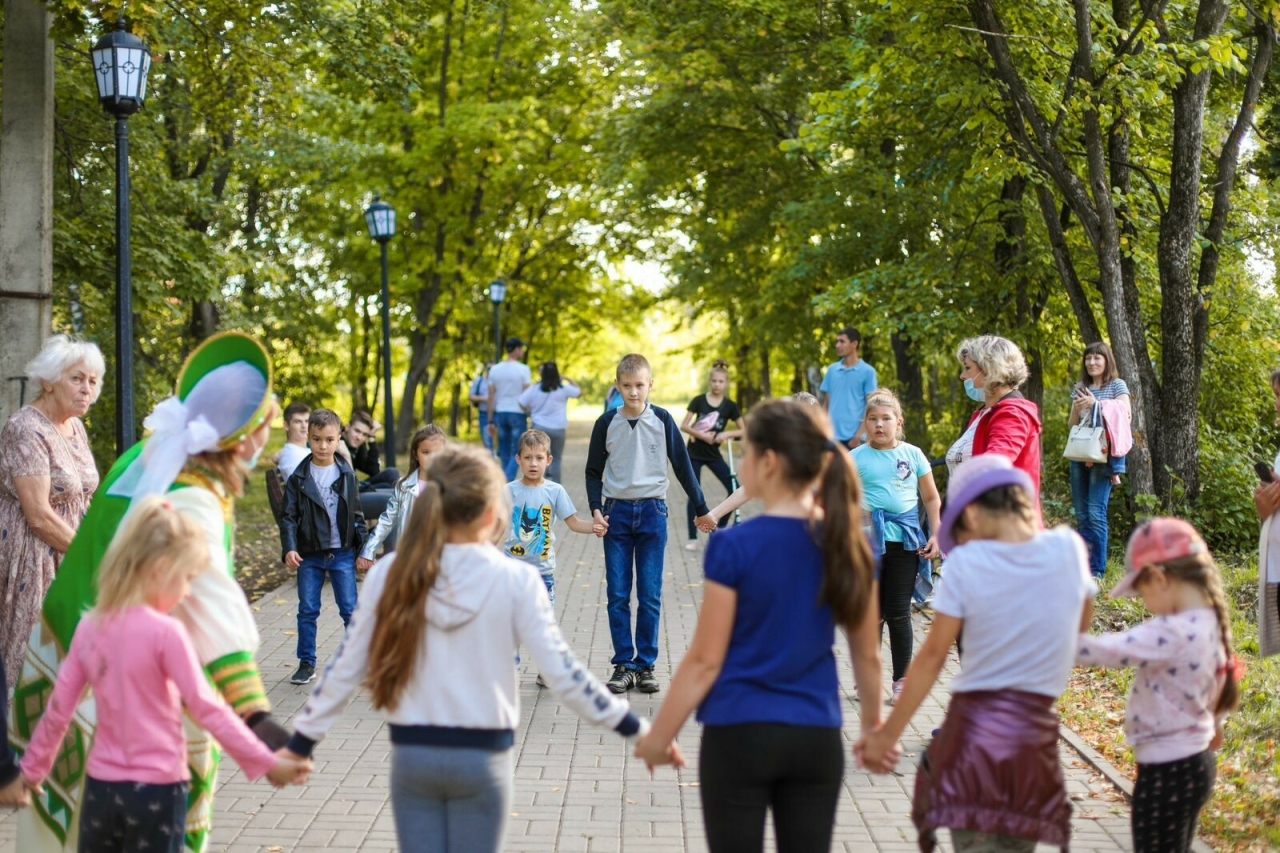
[[1070, 461, 1113, 578], [297, 548, 358, 666], [494, 411, 527, 480], [602, 498, 668, 670], [541, 571, 556, 606]]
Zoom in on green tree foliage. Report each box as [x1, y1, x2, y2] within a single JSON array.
[[600, 0, 1280, 548]]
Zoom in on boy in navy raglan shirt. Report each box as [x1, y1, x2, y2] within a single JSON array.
[[586, 354, 713, 694]]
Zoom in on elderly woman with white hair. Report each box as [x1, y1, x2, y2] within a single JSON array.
[[0, 334, 104, 687], [945, 335, 1044, 499]]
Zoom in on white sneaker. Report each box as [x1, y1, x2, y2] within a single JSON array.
[[684, 540, 697, 551], [890, 679, 906, 704]]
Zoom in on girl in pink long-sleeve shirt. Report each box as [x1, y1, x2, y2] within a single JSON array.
[[1077, 518, 1240, 853], [20, 497, 307, 853]]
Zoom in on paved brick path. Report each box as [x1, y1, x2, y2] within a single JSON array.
[[0, 425, 1139, 852]]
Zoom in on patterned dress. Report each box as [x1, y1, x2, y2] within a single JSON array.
[[0, 407, 98, 689]]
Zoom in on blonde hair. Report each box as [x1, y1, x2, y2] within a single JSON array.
[[864, 389, 905, 439], [94, 497, 210, 614], [1139, 553, 1240, 715], [366, 446, 506, 711], [710, 359, 730, 379], [405, 424, 448, 480], [957, 335, 1029, 392], [616, 353, 651, 380]]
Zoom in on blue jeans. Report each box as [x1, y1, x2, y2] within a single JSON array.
[[602, 498, 668, 670], [541, 571, 556, 606], [1070, 461, 1114, 578], [494, 412, 527, 480], [478, 409, 493, 452], [296, 548, 358, 666]]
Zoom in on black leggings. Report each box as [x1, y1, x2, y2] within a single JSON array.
[[79, 776, 188, 853], [879, 542, 917, 681], [1132, 750, 1216, 853], [687, 456, 734, 539], [701, 724, 843, 853]]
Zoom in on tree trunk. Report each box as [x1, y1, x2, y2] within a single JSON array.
[[759, 347, 772, 400], [423, 358, 447, 427], [890, 329, 927, 447], [449, 381, 462, 436]]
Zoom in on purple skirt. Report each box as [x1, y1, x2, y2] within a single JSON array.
[[912, 689, 1071, 852]]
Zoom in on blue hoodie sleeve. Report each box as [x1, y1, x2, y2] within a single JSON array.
[[657, 407, 709, 516]]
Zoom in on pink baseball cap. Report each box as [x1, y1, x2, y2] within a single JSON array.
[[1111, 517, 1209, 598]]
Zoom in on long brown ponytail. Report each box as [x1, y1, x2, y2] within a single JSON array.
[[365, 445, 505, 711], [1157, 554, 1241, 714], [744, 400, 876, 630]]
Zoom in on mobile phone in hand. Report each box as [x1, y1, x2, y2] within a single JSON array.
[[1256, 461, 1276, 484]]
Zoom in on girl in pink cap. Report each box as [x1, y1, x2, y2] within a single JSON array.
[[1077, 517, 1240, 853], [858, 453, 1095, 853]]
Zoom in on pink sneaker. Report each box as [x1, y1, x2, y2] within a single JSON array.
[[890, 679, 906, 704]]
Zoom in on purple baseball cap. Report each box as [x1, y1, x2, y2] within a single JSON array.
[[937, 454, 1035, 555]]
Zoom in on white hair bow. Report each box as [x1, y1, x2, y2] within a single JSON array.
[[107, 396, 223, 502]]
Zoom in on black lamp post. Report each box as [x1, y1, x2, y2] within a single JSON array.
[[489, 280, 507, 363], [92, 19, 151, 456], [364, 195, 397, 470]]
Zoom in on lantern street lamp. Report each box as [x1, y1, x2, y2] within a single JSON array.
[[489, 280, 507, 363], [91, 19, 152, 456], [364, 195, 397, 470]]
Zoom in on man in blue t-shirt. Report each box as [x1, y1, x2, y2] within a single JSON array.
[[819, 326, 877, 448]]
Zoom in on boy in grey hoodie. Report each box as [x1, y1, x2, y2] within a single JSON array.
[[586, 354, 713, 694]]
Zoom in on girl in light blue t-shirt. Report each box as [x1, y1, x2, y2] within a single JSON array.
[[851, 389, 941, 703]]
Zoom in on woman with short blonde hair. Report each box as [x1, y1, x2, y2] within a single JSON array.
[[945, 335, 1043, 503]]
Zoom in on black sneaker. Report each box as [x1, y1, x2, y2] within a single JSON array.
[[536, 673, 548, 689], [635, 668, 660, 694], [291, 662, 316, 684], [606, 665, 635, 694]]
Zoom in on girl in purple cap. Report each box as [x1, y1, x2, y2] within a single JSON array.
[[858, 454, 1095, 853], [1077, 518, 1240, 853]]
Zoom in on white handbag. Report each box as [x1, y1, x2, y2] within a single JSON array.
[[1063, 403, 1108, 464]]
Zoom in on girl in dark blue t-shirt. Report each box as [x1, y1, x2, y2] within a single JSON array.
[[634, 399, 889, 853]]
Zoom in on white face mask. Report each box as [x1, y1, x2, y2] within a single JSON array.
[[245, 443, 266, 470]]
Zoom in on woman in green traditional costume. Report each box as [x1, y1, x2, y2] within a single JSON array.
[[11, 332, 296, 853]]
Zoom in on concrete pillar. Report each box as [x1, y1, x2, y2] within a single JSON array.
[[0, 0, 55, 425]]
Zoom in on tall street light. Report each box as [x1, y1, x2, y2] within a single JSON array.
[[91, 19, 151, 456], [365, 195, 397, 470], [489, 280, 507, 363]]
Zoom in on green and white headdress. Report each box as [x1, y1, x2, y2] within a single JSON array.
[[108, 332, 274, 502]]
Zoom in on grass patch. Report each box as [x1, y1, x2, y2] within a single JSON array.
[[1061, 554, 1280, 852]]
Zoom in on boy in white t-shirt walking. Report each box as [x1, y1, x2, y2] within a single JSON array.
[[488, 338, 532, 480], [504, 429, 598, 686]]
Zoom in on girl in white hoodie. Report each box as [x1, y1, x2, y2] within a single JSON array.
[[286, 445, 650, 852]]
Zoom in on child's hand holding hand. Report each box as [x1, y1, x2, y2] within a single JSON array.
[[634, 734, 686, 772], [285, 551, 303, 570], [266, 753, 312, 788], [854, 727, 901, 774], [696, 512, 719, 534], [0, 776, 30, 808], [592, 510, 609, 538], [356, 557, 374, 572]]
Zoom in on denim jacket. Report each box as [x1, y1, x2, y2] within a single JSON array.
[[867, 509, 934, 600], [360, 471, 418, 561]]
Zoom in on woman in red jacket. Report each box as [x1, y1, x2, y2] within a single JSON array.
[[943, 335, 1042, 499]]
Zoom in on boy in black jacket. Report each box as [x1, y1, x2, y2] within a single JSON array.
[[281, 409, 367, 685]]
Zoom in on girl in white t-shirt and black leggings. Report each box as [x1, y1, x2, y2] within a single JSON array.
[[859, 454, 1095, 852]]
